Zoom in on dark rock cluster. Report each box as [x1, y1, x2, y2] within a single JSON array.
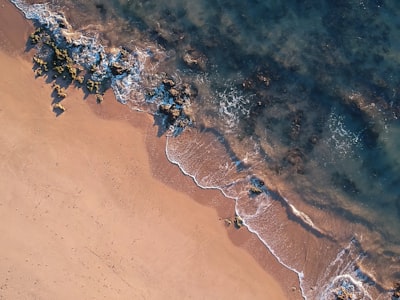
[[30, 25, 105, 112], [249, 177, 265, 196], [157, 77, 198, 132]]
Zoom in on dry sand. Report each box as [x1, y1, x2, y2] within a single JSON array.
[[0, 1, 301, 299]]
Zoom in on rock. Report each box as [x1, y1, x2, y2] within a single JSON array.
[[75, 75, 84, 84], [53, 84, 67, 98], [162, 78, 175, 88], [169, 88, 180, 97], [66, 64, 78, 79], [53, 65, 64, 74], [95, 94, 103, 103], [33, 56, 47, 69], [86, 79, 100, 93], [159, 104, 172, 114], [249, 186, 263, 195], [309, 135, 318, 145], [182, 83, 198, 98], [90, 64, 98, 73], [393, 282, 400, 298], [224, 218, 232, 226], [242, 79, 254, 90], [233, 215, 244, 229], [173, 97, 184, 106], [169, 108, 181, 119], [110, 62, 128, 76], [256, 73, 271, 87], [30, 27, 43, 44], [335, 287, 353, 300], [53, 102, 66, 112], [183, 48, 207, 71], [54, 47, 69, 61], [176, 119, 189, 128], [35, 68, 43, 76]]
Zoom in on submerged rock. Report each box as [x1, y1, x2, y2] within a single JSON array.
[[183, 48, 207, 71]]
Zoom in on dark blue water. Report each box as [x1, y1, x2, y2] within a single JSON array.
[[12, 0, 400, 298]]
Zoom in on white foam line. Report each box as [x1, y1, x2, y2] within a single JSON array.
[[244, 221, 308, 300], [165, 137, 308, 300]]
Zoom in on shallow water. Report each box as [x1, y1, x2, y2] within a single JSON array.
[[12, 0, 400, 298]]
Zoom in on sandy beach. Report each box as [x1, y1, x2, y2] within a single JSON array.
[[0, 1, 301, 299]]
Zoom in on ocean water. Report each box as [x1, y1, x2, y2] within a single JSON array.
[[11, 0, 400, 298]]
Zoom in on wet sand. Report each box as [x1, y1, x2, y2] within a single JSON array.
[[0, 0, 301, 299]]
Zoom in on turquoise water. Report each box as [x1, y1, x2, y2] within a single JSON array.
[[12, 0, 400, 298]]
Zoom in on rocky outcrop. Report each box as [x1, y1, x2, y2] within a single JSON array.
[[157, 76, 197, 132]]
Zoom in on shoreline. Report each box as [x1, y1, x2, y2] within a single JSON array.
[[0, 0, 301, 299]]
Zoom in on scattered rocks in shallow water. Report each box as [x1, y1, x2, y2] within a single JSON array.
[[156, 75, 197, 132]]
